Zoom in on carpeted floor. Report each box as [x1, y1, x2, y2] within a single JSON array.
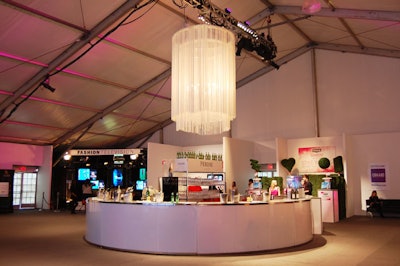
[[0, 210, 399, 266]]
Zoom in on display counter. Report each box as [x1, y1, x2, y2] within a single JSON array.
[[85, 198, 313, 255]]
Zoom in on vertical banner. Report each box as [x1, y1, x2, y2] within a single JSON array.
[[369, 164, 388, 190]]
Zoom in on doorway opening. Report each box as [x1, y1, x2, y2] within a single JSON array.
[[12, 166, 39, 209]]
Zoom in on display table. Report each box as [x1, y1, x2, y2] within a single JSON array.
[[85, 198, 313, 255]]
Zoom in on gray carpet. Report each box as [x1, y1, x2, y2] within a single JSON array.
[[0, 210, 399, 266]]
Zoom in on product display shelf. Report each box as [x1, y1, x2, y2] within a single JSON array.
[[173, 158, 225, 201], [176, 175, 226, 201]]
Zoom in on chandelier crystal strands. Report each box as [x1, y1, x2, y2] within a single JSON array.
[[171, 24, 236, 135]]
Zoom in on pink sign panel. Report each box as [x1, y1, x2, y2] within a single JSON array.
[[298, 146, 336, 173]]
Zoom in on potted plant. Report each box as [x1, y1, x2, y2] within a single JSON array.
[[318, 157, 331, 170], [280, 157, 299, 190], [250, 159, 261, 177], [280, 157, 296, 175]]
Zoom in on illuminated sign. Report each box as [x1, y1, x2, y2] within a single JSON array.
[[69, 149, 141, 156]]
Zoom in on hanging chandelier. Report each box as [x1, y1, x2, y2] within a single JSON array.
[[171, 24, 236, 135]]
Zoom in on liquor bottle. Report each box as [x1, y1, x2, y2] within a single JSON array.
[[171, 192, 175, 203], [175, 192, 179, 203], [146, 187, 150, 201], [286, 187, 291, 199]]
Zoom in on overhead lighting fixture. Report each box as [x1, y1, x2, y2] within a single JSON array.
[[197, 15, 209, 24], [41, 81, 56, 92], [302, 0, 322, 14], [63, 152, 71, 161], [236, 33, 279, 69], [171, 24, 236, 135]]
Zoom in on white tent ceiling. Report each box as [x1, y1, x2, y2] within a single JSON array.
[[1, 0, 399, 155]]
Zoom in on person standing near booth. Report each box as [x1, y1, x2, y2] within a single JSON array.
[[70, 179, 79, 214], [302, 175, 313, 195], [82, 179, 93, 203], [246, 179, 254, 196], [269, 180, 281, 197]]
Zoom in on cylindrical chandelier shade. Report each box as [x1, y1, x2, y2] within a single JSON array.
[[171, 24, 236, 135]]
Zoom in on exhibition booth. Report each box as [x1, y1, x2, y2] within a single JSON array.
[[82, 136, 352, 254]]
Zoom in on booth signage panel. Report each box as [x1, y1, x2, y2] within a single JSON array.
[[69, 149, 141, 156], [0, 182, 9, 197], [174, 159, 223, 172]]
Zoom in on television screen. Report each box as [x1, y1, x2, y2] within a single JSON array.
[[139, 168, 146, 180], [321, 181, 331, 189], [98, 180, 105, 189], [207, 174, 223, 181], [89, 170, 97, 180], [90, 180, 99, 190], [112, 169, 123, 187], [78, 168, 90, 181], [113, 154, 124, 164], [214, 174, 223, 181], [136, 180, 146, 190]]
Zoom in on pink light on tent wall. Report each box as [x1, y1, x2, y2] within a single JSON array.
[[302, 0, 322, 14], [0, 51, 117, 86]]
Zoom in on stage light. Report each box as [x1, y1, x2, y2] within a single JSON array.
[[302, 0, 322, 14], [41, 82, 56, 92]]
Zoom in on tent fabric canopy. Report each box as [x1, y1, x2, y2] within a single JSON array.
[[0, 0, 399, 153]]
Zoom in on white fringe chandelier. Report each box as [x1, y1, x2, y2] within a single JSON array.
[[171, 24, 236, 135]]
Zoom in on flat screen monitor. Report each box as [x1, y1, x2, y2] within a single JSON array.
[[139, 168, 146, 181], [136, 180, 146, 190], [78, 168, 90, 181], [98, 180, 105, 189], [112, 169, 123, 187], [89, 170, 97, 180], [214, 174, 223, 181], [90, 180, 99, 190], [207, 174, 223, 181], [321, 181, 331, 189]]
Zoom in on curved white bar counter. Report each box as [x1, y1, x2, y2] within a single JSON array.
[[85, 199, 313, 255]]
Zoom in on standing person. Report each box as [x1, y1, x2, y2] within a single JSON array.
[[230, 181, 240, 202], [246, 179, 254, 197], [231, 181, 238, 194], [269, 179, 281, 197], [302, 175, 313, 195], [82, 179, 93, 202], [368, 190, 384, 217], [69, 179, 79, 214]]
